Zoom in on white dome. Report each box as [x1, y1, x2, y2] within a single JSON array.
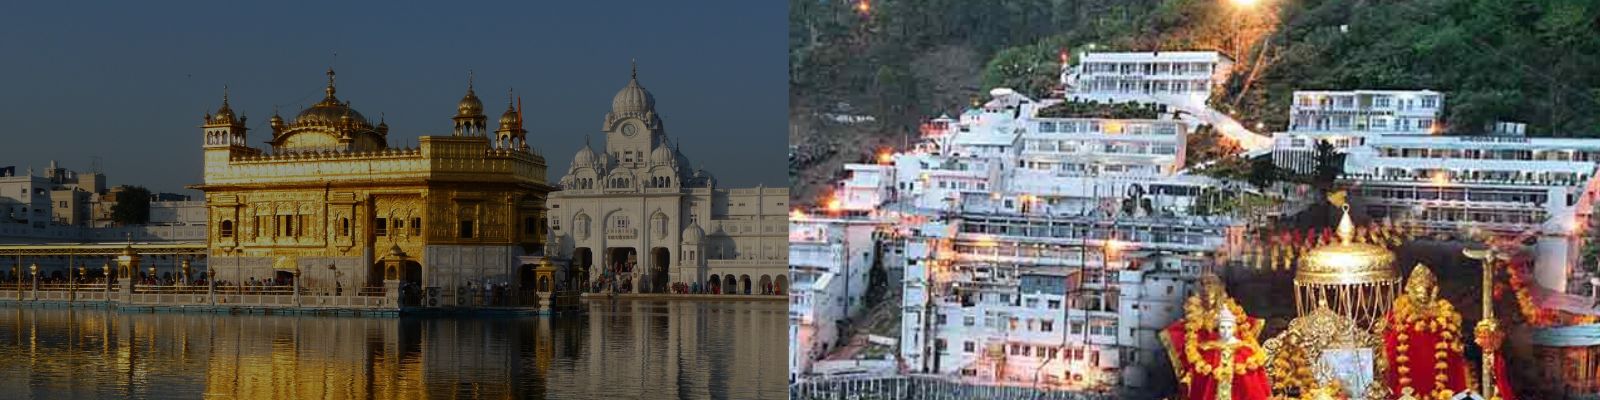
[[572, 145, 596, 168], [611, 77, 655, 116], [651, 145, 674, 165], [681, 221, 704, 243]]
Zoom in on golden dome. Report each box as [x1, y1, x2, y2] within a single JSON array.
[[498, 102, 520, 130], [210, 88, 237, 124], [1297, 207, 1399, 285], [457, 87, 483, 118], [292, 68, 373, 127]]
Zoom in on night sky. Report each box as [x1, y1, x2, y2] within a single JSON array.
[[0, 1, 787, 195]]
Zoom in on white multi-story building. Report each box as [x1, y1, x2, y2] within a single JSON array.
[[791, 87, 1248, 390], [0, 171, 51, 228], [1338, 134, 1600, 292], [789, 215, 880, 381], [1063, 51, 1233, 112], [1273, 89, 1445, 174], [900, 212, 1239, 390], [1063, 50, 1270, 151], [1288, 90, 1443, 134], [1269, 89, 1600, 292]]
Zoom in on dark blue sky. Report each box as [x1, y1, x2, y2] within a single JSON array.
[[0, 1, 787, 195]]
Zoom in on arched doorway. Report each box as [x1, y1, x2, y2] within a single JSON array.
[[574, 248, 593, 291], [740, 275, 751, 295], [707, 277, 721, 294], [519, 263, 538, 290], [607, 247, 637, 293], [775, 274, 788, 295], [758, 275, 772, 295], [650, 248, 669, 293], [723, 275, 737, 295], [274, 270, 294, 286]]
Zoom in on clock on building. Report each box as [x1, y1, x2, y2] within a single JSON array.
[[621, 123, 638, 136]]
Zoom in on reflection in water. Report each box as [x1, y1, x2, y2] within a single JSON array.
[[0, 300, 785, 399]]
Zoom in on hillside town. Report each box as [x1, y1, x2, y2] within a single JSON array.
[[789, 47, 1600, 399]]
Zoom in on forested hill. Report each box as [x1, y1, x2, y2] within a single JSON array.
[[790, 0, 1600, 139]]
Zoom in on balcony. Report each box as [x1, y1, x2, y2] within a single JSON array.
[[606, 227, 637, 239]]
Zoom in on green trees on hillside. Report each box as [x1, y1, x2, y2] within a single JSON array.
[[793, 0, 1600, 138]]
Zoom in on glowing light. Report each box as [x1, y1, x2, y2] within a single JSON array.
[[976, 235, 998, 247], [791, 209, 806, 221], [1429, 171, 1450, 186], [1102, 121, 1123, 134], [1229, 0, 1260, 8], [1104, 239, 1126, 259], [876, 148, 893, 164], [855, 0, 870, 14], [825, 197, 843, 214]]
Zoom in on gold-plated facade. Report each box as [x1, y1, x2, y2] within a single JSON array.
[[191, 71, 551, 295]]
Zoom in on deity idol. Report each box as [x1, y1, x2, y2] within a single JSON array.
[[1162, 274, 1272, 400], [1378, 264, 1470, 400]]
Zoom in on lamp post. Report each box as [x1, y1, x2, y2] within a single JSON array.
[[1463, 246, 1500, 399]]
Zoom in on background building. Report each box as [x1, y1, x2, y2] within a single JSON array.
[[1270, 90, 1600, 293], [546, 68, 788, 294]]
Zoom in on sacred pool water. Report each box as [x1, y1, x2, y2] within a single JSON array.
[[0, 300, 785, 399]]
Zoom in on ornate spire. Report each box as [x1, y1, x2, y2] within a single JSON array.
[[631, 58, 637, 80], [468, 69, 475, 92], [324, 68, 337, 98], [1337, 204, 1355, 244]]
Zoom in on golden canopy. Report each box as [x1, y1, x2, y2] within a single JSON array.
[[1294, 205, 1401, 328]]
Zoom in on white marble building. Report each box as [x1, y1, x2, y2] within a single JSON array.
[[547, 69, 788, 294], [1269, 90, 1600, 292]]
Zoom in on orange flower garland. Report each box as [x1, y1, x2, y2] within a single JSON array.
[[1179, 295, 1267, 386], [1390, 294, 1463, 400]]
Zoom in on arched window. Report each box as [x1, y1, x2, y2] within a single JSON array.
[[340, 217, 350, 236], [220, 220, 234, 237]]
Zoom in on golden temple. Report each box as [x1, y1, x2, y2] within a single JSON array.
[[189, 69, 551, 303]]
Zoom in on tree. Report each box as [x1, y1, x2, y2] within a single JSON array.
[[1247, 155, 1279, 189], [110, 186, 151, 226], [1311, 140, 1343, 190], [1184, 125, 1242, 169], [864, 241, 889, 307], [980, 35, 1076, 98]]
